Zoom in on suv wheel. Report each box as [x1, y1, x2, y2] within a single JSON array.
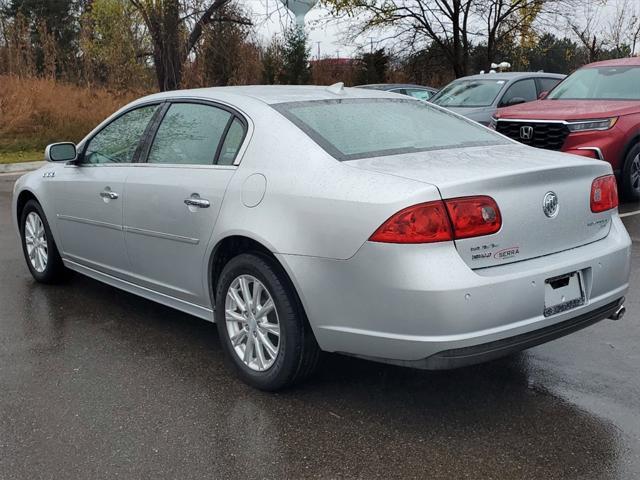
[[622, 143, 640, 201], [20, 199, 66, 283], [215, 253, 320, 391]]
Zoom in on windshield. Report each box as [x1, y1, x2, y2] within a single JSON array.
[[431, 79, 507, 107], [548, 66, 640, 100], [273, 98, 508, 161]]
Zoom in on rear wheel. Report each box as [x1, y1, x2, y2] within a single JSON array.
[[215, 253, 320, 390], [622, 143, 640, 201], [19, 199, 66, 283]]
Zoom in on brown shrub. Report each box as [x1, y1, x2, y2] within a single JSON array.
[[0, 74, 145, 152]]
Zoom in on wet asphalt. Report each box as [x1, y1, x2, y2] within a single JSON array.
[[1, 172, 639, 480]]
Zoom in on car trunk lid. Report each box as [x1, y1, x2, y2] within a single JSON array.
[[349, 144, 615, 268]]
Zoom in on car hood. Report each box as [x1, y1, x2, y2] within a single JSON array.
[[496, 99, 640, 121], [444, 106, 493, 117]]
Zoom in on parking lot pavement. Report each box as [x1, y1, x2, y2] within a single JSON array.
[[1, 172, 639, 480]]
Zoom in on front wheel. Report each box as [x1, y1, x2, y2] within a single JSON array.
[[622, 143, 640, 201], [215, 253, 320, 391], [20, 199, 66, 283]]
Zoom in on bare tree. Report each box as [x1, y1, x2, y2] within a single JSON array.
[[323, 0, 569, 78], [565, 0, 606, 63], [130, 0, 251, 91], [607, 0, 640, 57]]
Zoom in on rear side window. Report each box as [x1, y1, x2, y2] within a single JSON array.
[[538, 77, 562, 94], [405, 88, 433, 101], [148, 103, 232, 165], [499, 79, 537, 107], [84, 105, 158, 164], [274, 98, 507, 161], [218, 118, 246, 165]]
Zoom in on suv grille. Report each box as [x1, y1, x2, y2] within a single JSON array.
[[496, 121, 569, 151]]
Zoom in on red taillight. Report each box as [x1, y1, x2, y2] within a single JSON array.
[[591, 175, 618, 213], [369, 196, 501, 244], [369, 201, 453, 244], [445, 196, 502, 239]]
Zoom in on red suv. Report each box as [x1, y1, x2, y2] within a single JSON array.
[[492, 57, 640, 200]]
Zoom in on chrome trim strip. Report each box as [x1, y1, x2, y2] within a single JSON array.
[[577, 147, 605, 161], [62, 258, 214, 321], [123, 226, 199, 245], [57, 214, 122, 231], [64, 163, 237, 170], [496, 118, 613, 127], [496, 118, 567, 124]]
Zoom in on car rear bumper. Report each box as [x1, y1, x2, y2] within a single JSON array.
[[277, 215, 631, 367], [417, 298, 623, 369]]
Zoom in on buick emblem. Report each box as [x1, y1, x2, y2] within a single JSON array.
[[520, 125, 534, 140], [543, 191, 559, 218]]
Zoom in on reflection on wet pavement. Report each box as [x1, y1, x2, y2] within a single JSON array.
[[1, 174, 639, 479]]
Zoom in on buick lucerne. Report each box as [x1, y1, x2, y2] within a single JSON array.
[[12, 85, 631, 390]]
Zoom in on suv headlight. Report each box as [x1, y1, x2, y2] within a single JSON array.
[[566, 118, 618, 132]]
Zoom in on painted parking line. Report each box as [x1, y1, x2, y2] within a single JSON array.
[[620, 209, 640, 218]]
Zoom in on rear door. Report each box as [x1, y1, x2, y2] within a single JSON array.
[[123, 101, 247, 306], [52, 104, 160, 276]]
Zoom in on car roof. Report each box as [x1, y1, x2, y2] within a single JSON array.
[[584, 57, 640, 68], [134, 85, 399, 107], [452, 72, 566, 81], [357, 84, 436, 91]]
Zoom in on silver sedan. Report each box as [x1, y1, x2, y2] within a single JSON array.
[[12, 85, 631, 390]]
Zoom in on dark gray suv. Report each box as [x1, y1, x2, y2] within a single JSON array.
[[431, 72, 565, 125]]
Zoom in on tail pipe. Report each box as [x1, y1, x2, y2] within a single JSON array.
[[609, 299, 626, 321]]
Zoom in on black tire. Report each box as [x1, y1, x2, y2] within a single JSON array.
[[622, 143, 640, 201], [19, 199, 66, 283], [215, 253, 320, 391]]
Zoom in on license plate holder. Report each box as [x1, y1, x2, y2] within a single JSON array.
[[544, 272, 585, 317]]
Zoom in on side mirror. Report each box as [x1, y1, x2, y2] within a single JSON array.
[[45, 142, 77, 162], [538, 91, 549, 100]]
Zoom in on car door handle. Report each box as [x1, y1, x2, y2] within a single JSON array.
[[184, 197, 210, 208], [99, 190, 119, 200]]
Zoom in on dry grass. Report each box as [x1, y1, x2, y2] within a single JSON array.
[[0, 75, 145, 160]]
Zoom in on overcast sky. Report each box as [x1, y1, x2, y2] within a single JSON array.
[[245, 0, 632, 59]]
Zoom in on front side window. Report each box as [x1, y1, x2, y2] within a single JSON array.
[[147, 103, 233, 165], [84, 105, 159, 164], [431, 80, 507, 107], [499, 79, 537, 107], [405, 88, 434, 101], [548, 66, 640, 100], [274, 98, 508, 161]]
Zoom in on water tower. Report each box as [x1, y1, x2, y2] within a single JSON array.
[[279, 0, 318, 26]]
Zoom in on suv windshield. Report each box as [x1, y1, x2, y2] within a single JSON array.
[[431, 79, 507, 107], [548, 66, 640, 100], [274, 98, 508, 161]]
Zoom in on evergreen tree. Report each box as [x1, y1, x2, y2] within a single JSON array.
[[281, 26, 310, 85]]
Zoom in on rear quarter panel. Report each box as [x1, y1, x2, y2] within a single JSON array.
[[209, 108, 442, 261]]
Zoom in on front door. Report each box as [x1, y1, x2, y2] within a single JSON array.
[[123, 102, 247, 305], [52, 104, 160, 276]]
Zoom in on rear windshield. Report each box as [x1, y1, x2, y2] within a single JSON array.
[[548, 66, 640, 100], [273, 98, 507, 161], [431, 79, 507, 107]]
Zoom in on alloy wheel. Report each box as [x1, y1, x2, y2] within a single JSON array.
[[24, 212, 48, 273], [631, 153, 640, 192], [225, 274, 280, 371]]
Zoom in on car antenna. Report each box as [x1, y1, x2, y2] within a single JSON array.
[[326, 82, 344, 95]]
